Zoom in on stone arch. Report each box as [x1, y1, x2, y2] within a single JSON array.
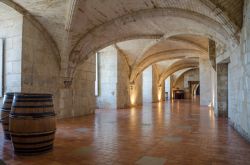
[[67, 7, 237, 80], [129, 35, 208, 83], [193, 84, 200, 96], [130, 49, 204, 83], [0, 0, 61, 67], [173, 68, 199, 87], [200, 0, 241, 38], [158, 60, 199, 85]]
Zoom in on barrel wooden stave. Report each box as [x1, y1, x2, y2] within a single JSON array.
[[1, 93, 14, 140], [10, 117, 56, 133], [9, 93, 56, 155]]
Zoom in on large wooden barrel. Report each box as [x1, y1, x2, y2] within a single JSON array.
[[9, 93, 56, 155], [1, 93, 14, 140]]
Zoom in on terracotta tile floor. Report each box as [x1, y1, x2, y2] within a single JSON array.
[[1, 99, 250, 165]]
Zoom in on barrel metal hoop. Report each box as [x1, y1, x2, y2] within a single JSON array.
[[10, 130, 56, 137], [14, 144, 53, 154], [11, 105, 54, 108], [9, 112, 56, 118], [13, 99, 53, 102], [15, 95, 52, 99], [13, 139, 54, 145]]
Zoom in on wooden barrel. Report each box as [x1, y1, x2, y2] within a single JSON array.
[[9, 93, 56, 155], [1, 93, 14, 140]]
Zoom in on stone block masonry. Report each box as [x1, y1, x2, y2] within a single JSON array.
[[216, 63, 228, 117], [0, 15, 23, 94]]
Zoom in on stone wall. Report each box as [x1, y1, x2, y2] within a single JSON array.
[[183, 70, 199, 88], [117, 50, 130, 108], [173, 69, 199, 99], [211, 67, 217, 108], [216, 63, 228, 117], [165, 77, 171, 100], [71, 55, 96, 116], [58, 55, 96, 118], [199, 58, 213, 106], [170, 76, 174, 100], [226, 0, 250, 141], [143, 66, 152, 103], [131, 74, 142, 106], [96, 46, 117, 109], [21, 17, 60, 115], [152, 65, 159, 102], [17, 17, 96, 118], [174, 76, 184, 90], [184, 69, 199, 99], [0, 15, 23, 94], [95, 45, 142, 109], [160, 82, 165, 102], [142, 65, 164, 103]]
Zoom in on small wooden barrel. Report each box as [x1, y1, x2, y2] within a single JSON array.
[[1, 93, 14, 140], [9, 93, 56, 155]]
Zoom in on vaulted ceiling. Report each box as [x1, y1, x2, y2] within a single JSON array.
[[0, 0, 244, 79], [0, 2, 20, 20], [10, 0, 69, 51], [113, 34, 208, 82]]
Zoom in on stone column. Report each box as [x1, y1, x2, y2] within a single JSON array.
[[129, 74, 142, 106], [209, 39, 216, 71], [152, 65, 160, 102], [143, 66, 153, 103], [96, 46, 118, 109], [117, 49, 130, 108], [170, 76, 174, 100], [164, 77, 171, 100], [96, 45, 132, 109], [199, 58, 213, 106], [161, 82, 166, 101], [216, 63, 228, 117]]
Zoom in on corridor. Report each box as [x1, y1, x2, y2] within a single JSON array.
[[1, 100, 250, 165]]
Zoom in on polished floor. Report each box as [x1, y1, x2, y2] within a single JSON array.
[[1, 99, 250, 165]]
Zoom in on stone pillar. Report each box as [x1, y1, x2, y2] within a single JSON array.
[[216, 63, 228, 117], [152, 65, 160, 102], [130, 74, 142, 106], [22, 17, 62, 116], [96, 46, 118, 109], [96, 45, 131, 109], [170, 76, 174, 100], [143, 66, 153, 103], [165, 77, 171, 100], [199, 58, 213, 106], [117, 49, 130, 108], [209, 39, 216, 71], [142, 65, 162, 103], [161, 82, 166, 101]]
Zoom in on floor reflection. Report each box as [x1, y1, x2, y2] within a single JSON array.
[[0, 100, 250, 164]]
